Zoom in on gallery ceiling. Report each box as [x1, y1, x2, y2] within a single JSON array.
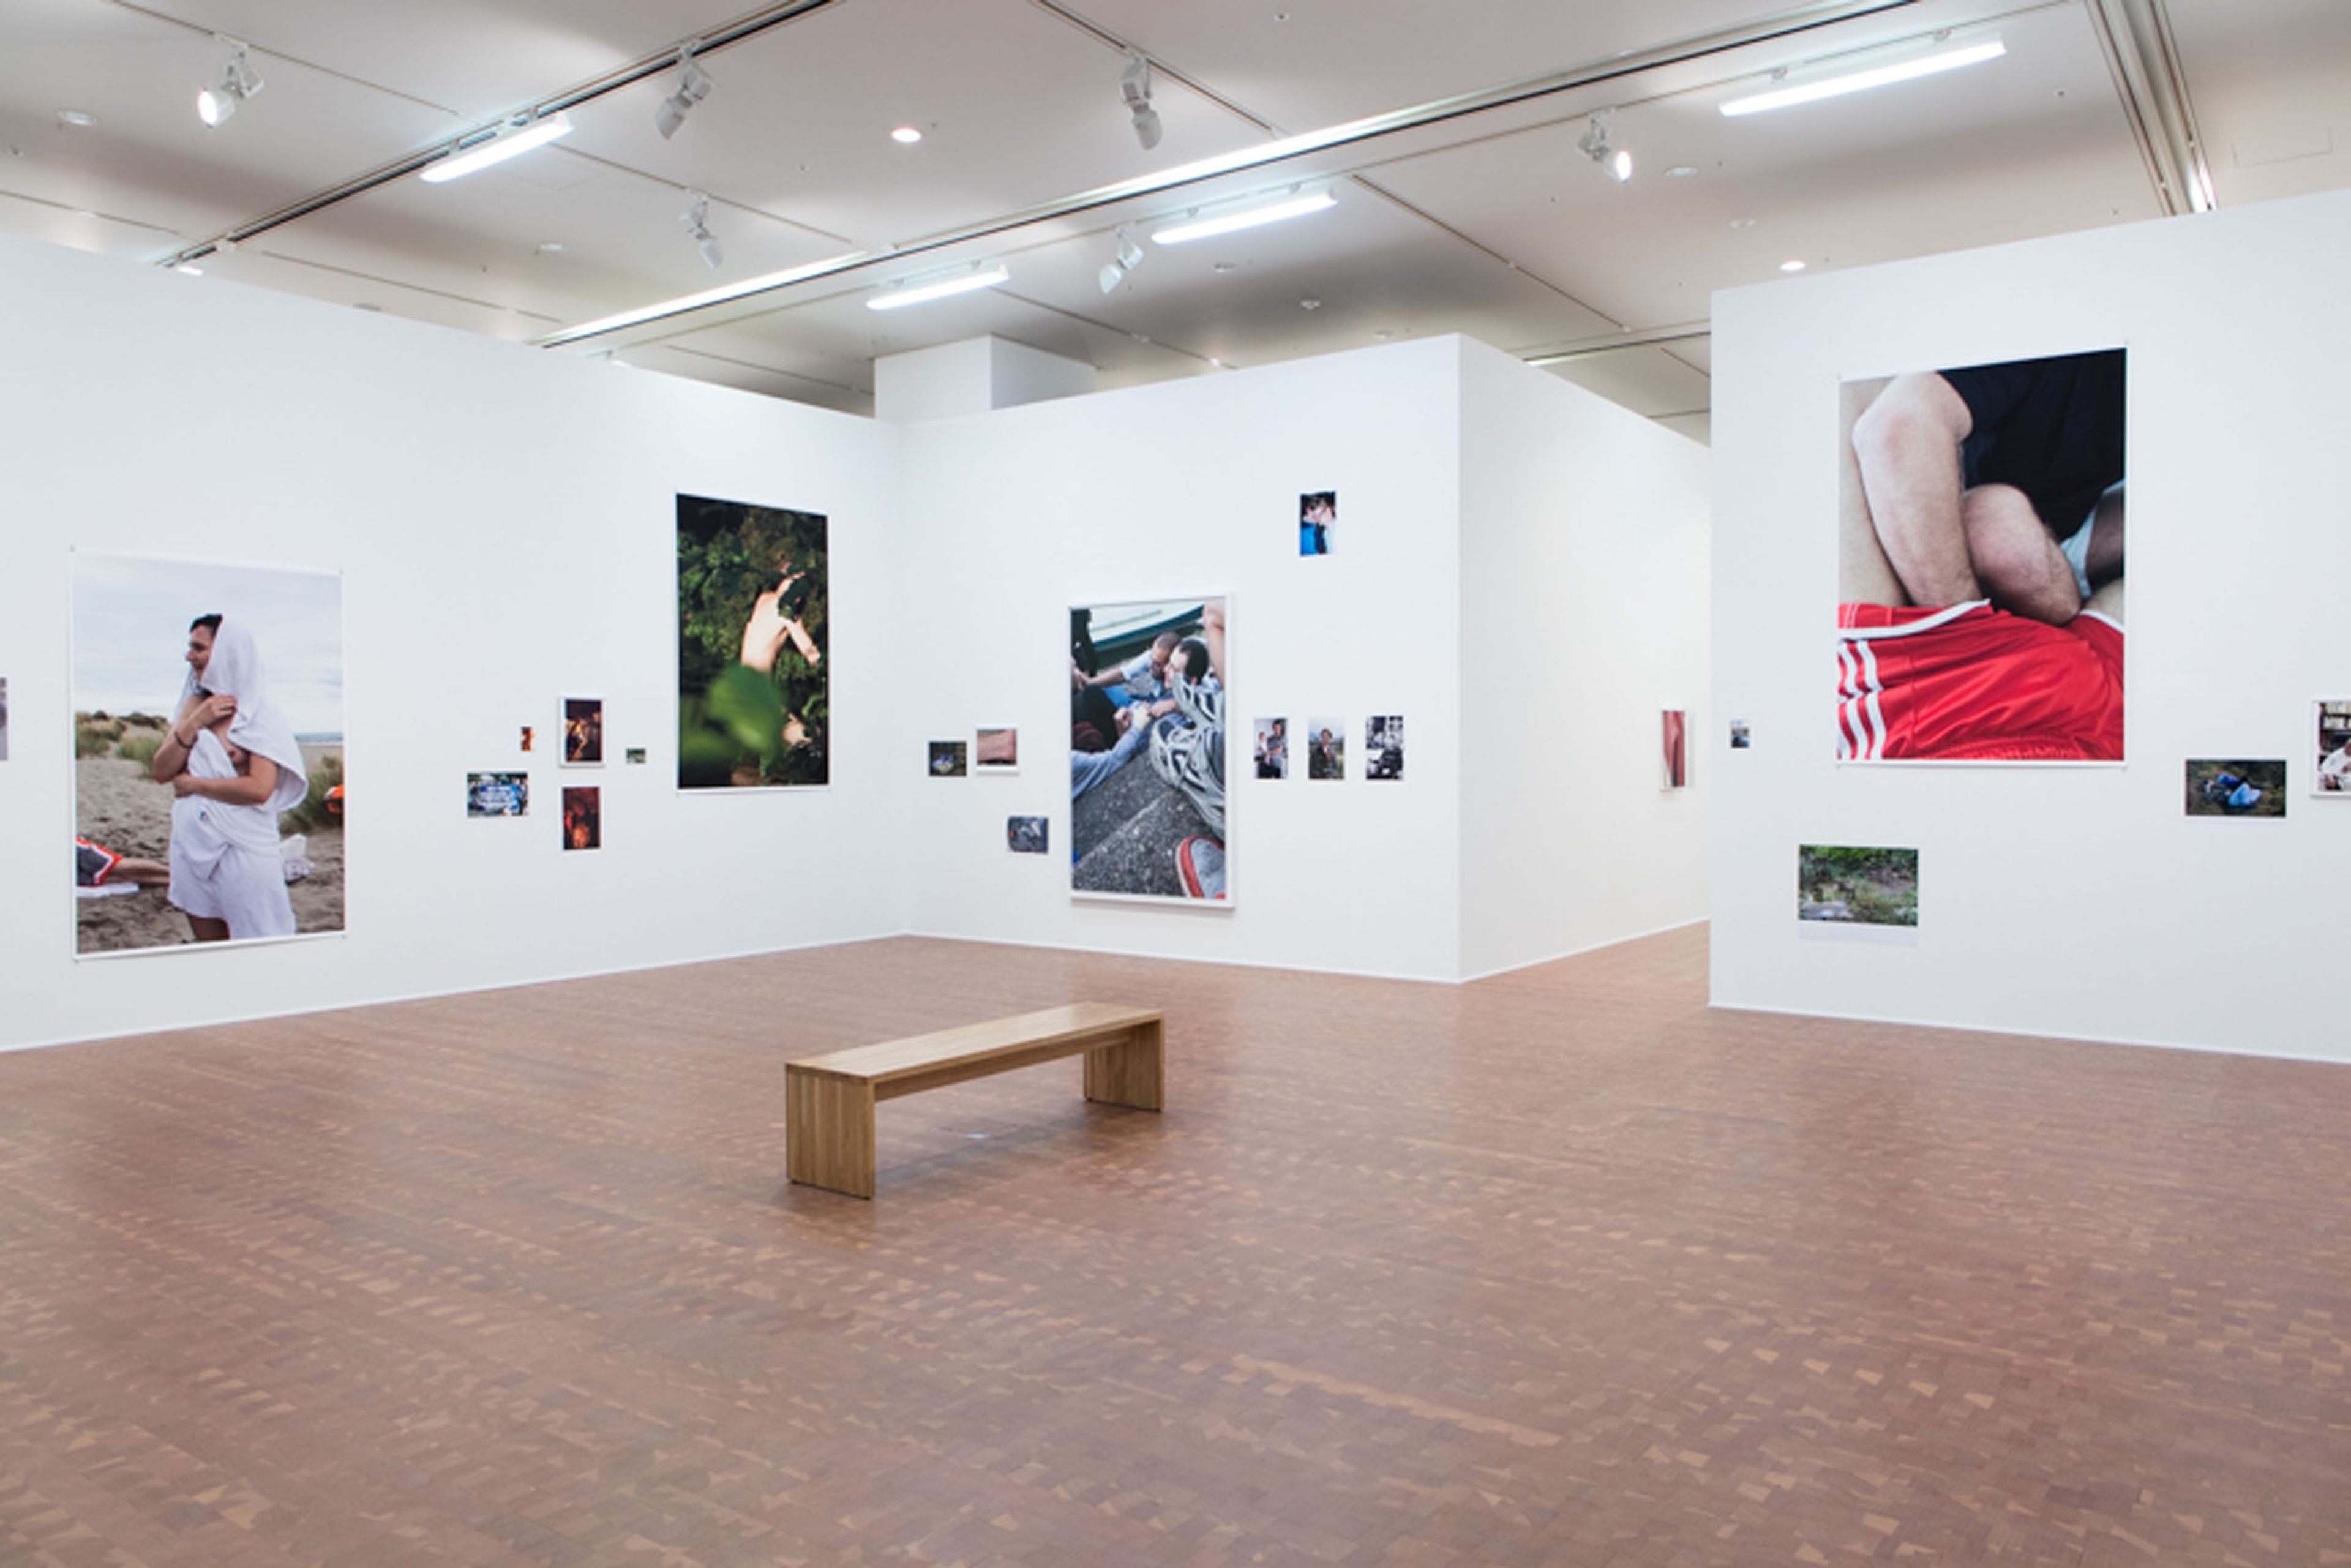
[[3, 0, 2345, 438]]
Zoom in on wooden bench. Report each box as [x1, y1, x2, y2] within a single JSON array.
[[785, 1003, 1164, 1198]]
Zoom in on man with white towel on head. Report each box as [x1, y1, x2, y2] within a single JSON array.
[[150, 613, 309, 943]]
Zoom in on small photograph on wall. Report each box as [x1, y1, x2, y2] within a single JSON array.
[[1838, 348, 2125, 763], [1366, 716, 1404, 780], [561, 786, 602, 849], [1662, 709, 1688, 788], [1798, 846, 1918, 926], [1253, 718, 1288, 779], [519, 725, 534, 753], [1069, 596, 1228, 903], [1300, 492, 1335, 556], [1007, 816, 1049, 855], [2314, 702, 2351, 795], [1307, 718, 1345, 779], [71, 552, 345, 956], [625, 748, 647, 765], [975, 726, 1019, 774], [1730, 719, 1751, 750], [467, 772, 529, 817], [2185, 759, 2285, 817], [677, 493, 828, 789], [563, 697, 604, 766], [929, 740, 968, 778]]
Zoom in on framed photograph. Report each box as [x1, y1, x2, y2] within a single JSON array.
[[975, 726, 1019, 775], [1299, 491, 1335, 556], [561, 786, 602, 849], [2185, 759, 2285, 817], [563, 697, 604, 767], [1007, 816, 1049, 855], [1253, 717, 1288, 779], [1838, 348, 2125, 763], [1662, 709, 1687, 788], [1799, 846, 1918, 926], [2314, 702, 2350, 796], [1366, 715, 1404, 781], [677, 493, 828, 789], [70, 552, 345, 957], [1306, 718, 1345, 780], [1070, 595, 1229, 903], [928, 740, 967, 778], [467, 771, 528, 817]]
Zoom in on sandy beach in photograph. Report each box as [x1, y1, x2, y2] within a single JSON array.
[[75, 740, 345, 955]]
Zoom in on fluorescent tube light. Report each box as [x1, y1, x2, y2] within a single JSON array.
[[1720, 38, 2005, 117], [421, 113, 576, 183], [866, 265, 1010, 311], [1152, 191, 1335, 246]]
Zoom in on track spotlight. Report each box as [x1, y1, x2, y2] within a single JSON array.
[[1121, 53, 1161, 151], [681, 192, 723, 270], [654, 51, 713, 140], [1097, 227, 1146, 294], [197, 39, 263, 128], [1578, 111, 1632, 182]]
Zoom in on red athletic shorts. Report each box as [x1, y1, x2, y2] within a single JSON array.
[[1837, 601, 2123, 761]]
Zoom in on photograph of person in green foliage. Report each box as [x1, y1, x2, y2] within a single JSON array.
[[676, 494, 829, 789]]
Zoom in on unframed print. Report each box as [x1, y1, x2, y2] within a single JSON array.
[[929, 740, 968, 778], [1306, 718, 1345, 780], [625, 748, 648, 766], [975, 726, 1019, 774], [519, 725, 534, 753], [1838, 348, 2125, 762], [467, 772, 528, 817], [1730, 719, 1751, 750], [1365, 715, 1404, 781], [1299, 492, 1335, 556], [563, 697, 604, 766], [1007, 816, 1049, 855], [1253, 718, 1288, 779], [1069, 596, 1228, 902], [1798, 846, 1918, 926], [2314, 702, 2351, 796], [561, 786, 602, 849], [71, 552, 345, 955], [1662, 709, 1687, 788], [677, 493, 828, 788], [2184, 759, 2285, 817]]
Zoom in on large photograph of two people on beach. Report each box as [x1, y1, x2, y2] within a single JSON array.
[[72, 553, 345, 956], [1070, 596, 1229, 903], [1838, 347, 2125, 763]]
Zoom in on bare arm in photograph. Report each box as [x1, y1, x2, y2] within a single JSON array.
[[1848, 373, 1980, 607], [152, 693, 235, 783], [738, 572, 820, 673], [171, 752, 279, 806]]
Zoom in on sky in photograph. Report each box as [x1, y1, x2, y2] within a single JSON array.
[[73, 553, 344, 737]]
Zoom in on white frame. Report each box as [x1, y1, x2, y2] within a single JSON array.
[[973, 724, 1021, 775]]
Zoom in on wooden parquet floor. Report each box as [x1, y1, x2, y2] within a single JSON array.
[[1, 927, 2346, 1567]]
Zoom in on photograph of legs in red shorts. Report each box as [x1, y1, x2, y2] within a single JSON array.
[[1837, 349, 2124, 762]]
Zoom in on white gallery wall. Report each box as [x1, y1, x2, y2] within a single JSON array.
[[892, 340, 1469, 981], [0, 235, 906, 1053], [0, 234, 1715, 1053], [1711, 186, 2351, 1062], [1459, 341, 1711, 979]]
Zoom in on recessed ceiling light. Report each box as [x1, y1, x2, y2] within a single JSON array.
[[1665, 164, 1696, 178], [57, 109, 96, 127], [1300, 298, 1321, 310], [536, 240, 567, 254], [1779, 259, 1807, 272], [1729, 217, 1757, 229], [891, 126, 922, 144]]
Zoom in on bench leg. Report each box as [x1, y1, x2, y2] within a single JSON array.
[[786, 1069, 877, 1198], [1084, 1019, 1164, 1112]]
